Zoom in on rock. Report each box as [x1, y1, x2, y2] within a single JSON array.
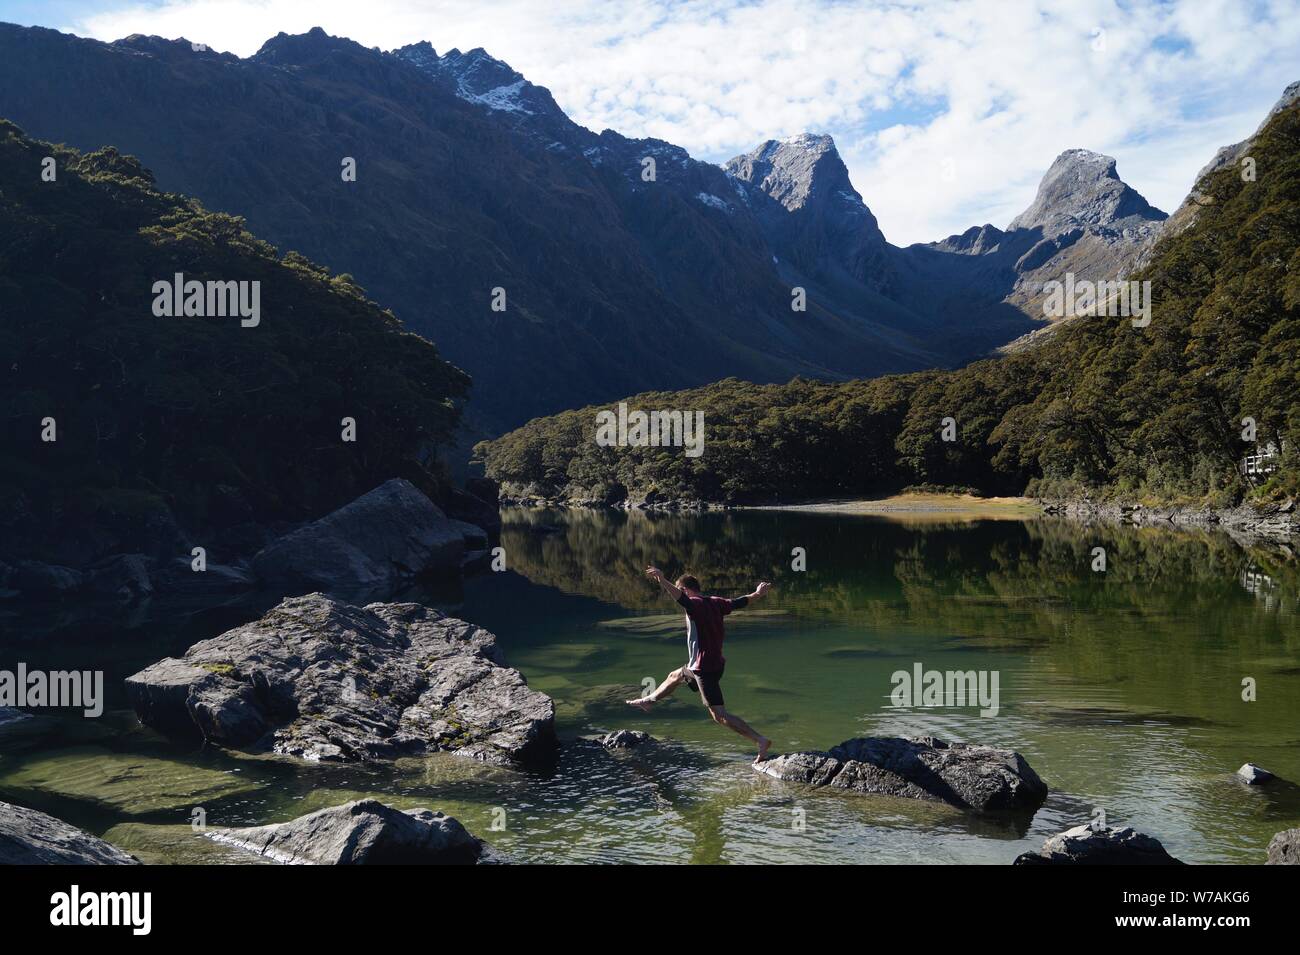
[[600, 729, 655, 749], [251, 479, 464, 595], [1014, 825, 1184, 865], [1266, 828, 1300, 865], [465, 477, 500, 504], [753, 735, 1047, 813], [125, 593, 557, 768], [449, 519, 489, 550], [1236, 762, 1276, 784], [207, 799, 501, 865], [0, 801, 139, 864], [85, 553, 154, 601], [151, 557, 256, 596], [10, 560, 84, 596], [444, 486, 501, 534]]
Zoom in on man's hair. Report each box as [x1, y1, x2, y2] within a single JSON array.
[[676, 574, 701, 592]]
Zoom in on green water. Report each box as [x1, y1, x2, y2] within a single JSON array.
[[3, 508, 1299, 864]]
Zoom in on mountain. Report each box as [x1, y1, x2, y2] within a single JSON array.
[[476, 88, 1300, 508], [0, 22, 1164, 445], [0, 120, 468, 566], [911, 149, 1167, 352], [1165, 80, 1300, 235]]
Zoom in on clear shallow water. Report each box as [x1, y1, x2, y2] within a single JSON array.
[[2, 508, 1299, 864]]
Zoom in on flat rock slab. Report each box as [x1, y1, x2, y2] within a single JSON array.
[[207, 799, 501, 865], [251, 478, 465, 594], [125, 593, 557, 769], [1267, 828, 1300, 865], [754, 735, 1047, 813], [0, 800, 139, 864], [1014, 825, 1184, 865]]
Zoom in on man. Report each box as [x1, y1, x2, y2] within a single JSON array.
[[627, 566, 773, 763]]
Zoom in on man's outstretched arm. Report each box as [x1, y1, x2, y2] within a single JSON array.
[[734, 581, 773, 607], [646, 566, 683, 601]]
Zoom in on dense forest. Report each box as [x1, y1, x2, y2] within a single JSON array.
[[0, 120, 469, 565], [476, 100, 1300, 508]]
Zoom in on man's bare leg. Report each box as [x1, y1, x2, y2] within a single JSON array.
[[626, 666, 687, 710], [707, 705, 772, 763]]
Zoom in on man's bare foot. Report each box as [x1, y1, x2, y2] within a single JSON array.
[[754, 737, 772, 763], [626, 697, 655, 711]]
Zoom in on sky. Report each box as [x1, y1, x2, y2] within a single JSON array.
[[3, 0, 1299, 245]]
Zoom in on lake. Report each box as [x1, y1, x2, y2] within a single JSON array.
[[2, 507, 1298, 864]]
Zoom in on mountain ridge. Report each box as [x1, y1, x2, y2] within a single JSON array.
[[0, 22, 1185, 444]]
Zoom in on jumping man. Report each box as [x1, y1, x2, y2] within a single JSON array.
[[627, 566, 773, 763]]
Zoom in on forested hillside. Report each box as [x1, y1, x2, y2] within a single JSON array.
[[0, 121, 468, 565], [476, 100, 1300, 508]]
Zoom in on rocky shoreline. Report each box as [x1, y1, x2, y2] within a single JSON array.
[[1039, 498, 1299, 543], [497, 486, 1299, 544]]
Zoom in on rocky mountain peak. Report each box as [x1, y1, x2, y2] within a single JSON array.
[[1008, 148, 1166, 235], [725, 132, 859, 212], [253, 26, 365, 66], [394, 42, 563, 120]]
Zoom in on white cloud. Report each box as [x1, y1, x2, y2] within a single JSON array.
[[72, 0, 1300, 244]]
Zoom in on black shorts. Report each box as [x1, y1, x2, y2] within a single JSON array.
[[684, 666, 724, 707]]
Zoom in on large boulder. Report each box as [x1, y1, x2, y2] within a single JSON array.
[[0, 801, 139, 864], [207, 799, 502, 865], [754, 735, 1047, 813], [1267, 828, 1300, 865], [251, 479, 464, 594], [125, 593, 557, 769], [1014, 825, 1184, 865]]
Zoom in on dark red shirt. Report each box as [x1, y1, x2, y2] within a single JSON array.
[[677, 592, 747, 672]]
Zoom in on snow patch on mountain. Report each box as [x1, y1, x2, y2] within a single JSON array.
[[696, 192, 732, 213]]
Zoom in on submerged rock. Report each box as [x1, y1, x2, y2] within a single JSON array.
[[1267, 828, 1300, 864], [125, 593, 557, 768], [1236, 762, 1276, 785], [600, 729, 655, 750], [1, 746, 262, 816], [251, 478, 465, 594], [0, 801, 139, 864], [207, 799, 502, 865], [753, 736, 1047, 813], [1014, 825, 1184, 865]]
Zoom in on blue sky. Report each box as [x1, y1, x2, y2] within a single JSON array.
[[3, 0, 1299, 244]]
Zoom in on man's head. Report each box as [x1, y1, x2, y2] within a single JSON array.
[[675, 574, 701, 594]]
